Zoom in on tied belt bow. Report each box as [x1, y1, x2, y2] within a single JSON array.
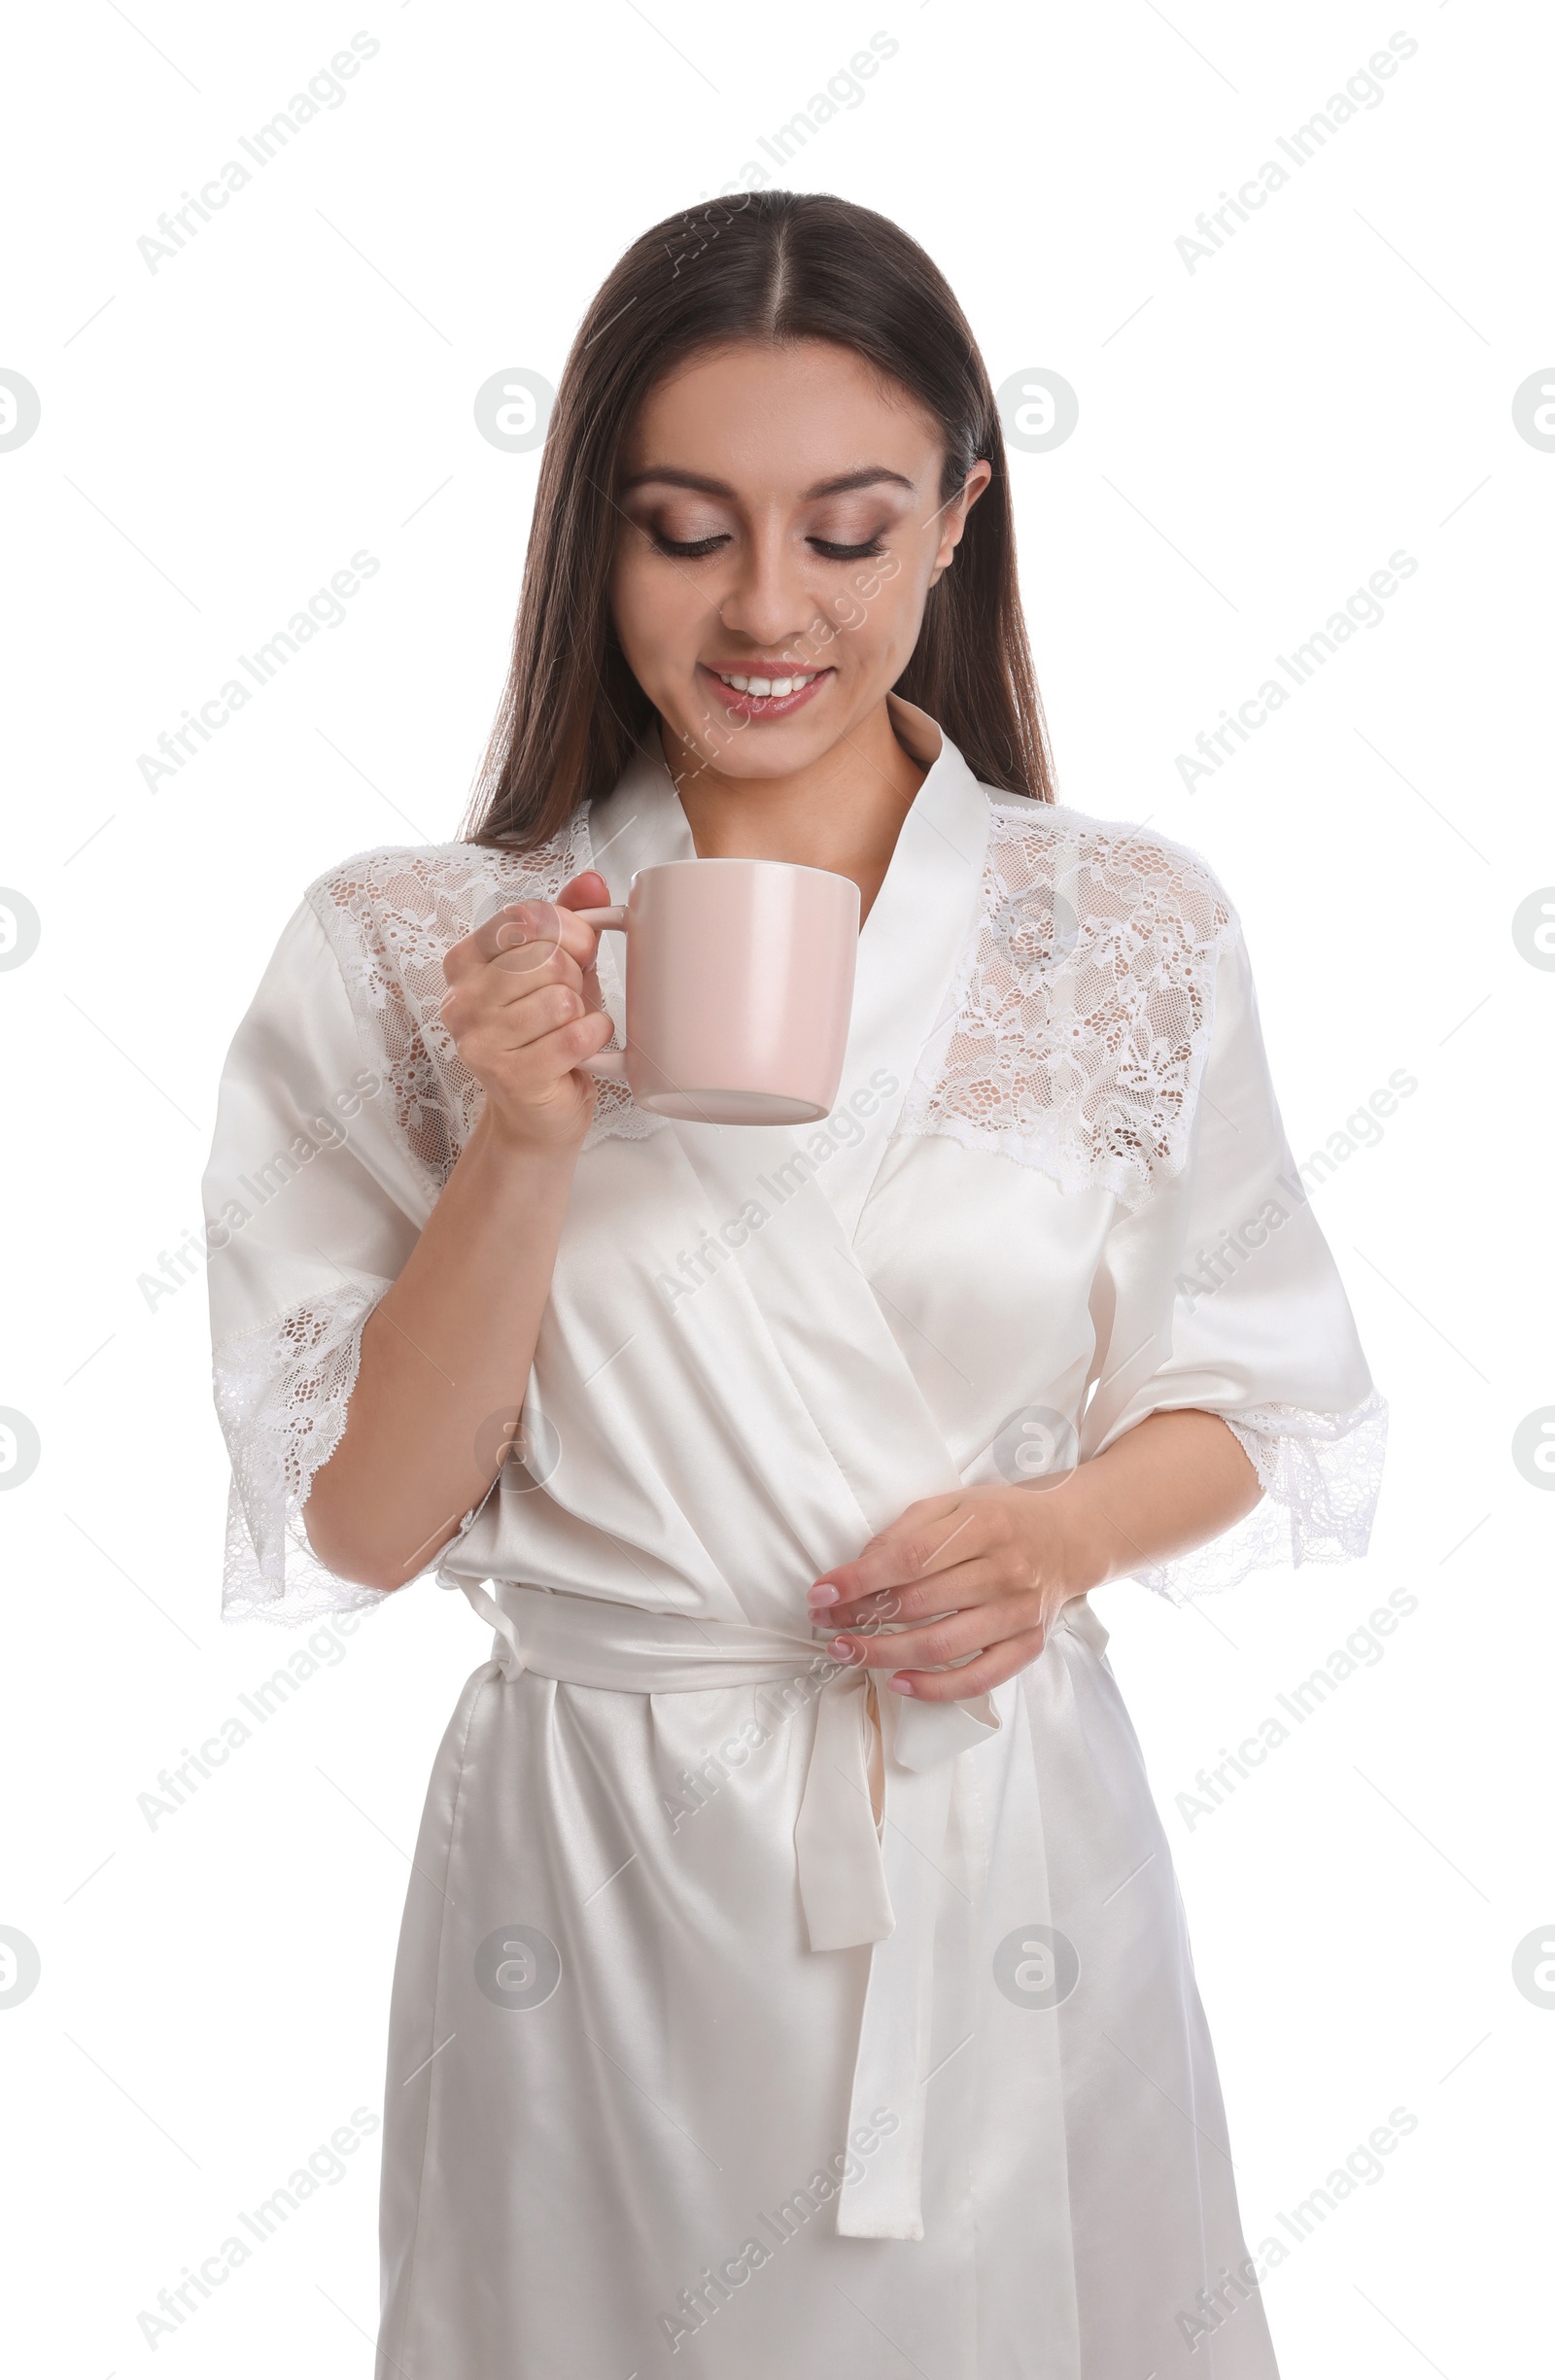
[[449, 1576, 1035, 2241]]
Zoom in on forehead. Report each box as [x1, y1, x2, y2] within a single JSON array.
[[620, 338, 938, 491]]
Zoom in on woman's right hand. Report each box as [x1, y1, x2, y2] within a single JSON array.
[[439, 870, 619, 1154]]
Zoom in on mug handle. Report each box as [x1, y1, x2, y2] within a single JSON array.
[[570, 904, 630, 1084]]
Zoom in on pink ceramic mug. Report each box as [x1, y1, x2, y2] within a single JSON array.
[[573, 858, 860, 1125]]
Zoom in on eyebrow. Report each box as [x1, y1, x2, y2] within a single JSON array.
[[616, 465, 916, 500]]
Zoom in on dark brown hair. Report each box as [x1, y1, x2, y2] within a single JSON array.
[[464, 190, 1054, 850]]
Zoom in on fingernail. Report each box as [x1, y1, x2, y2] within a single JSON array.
[[808, 1584, 838, 1607], [830, 1638, 853, 1660], [887, 1674, 914, 1695]]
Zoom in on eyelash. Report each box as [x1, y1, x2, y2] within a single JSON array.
[[649, 533, 887, 562]]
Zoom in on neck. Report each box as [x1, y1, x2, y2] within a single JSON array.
[[655, 697, 933, 926]]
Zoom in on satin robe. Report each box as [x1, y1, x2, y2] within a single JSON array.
[[202, 695, 1383, 2378]]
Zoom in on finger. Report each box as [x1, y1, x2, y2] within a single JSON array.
[[442, 947, 589, 1029], [465, 899, 568, 968], [886, 1626, 1049, 1702], [813, 1490, 964, 1588], [438, 954, 590, 1047], [824, 1555, 1013, 1633], [454, 981, 610, 1067], [449, 898, 600, 979], [827, 1592, 1044, 1674], [811, 1498, 989, 1609], [460, 1010, 617, 1104], [556, 872, 613, 975], [544, 1005, 618, 1070], [559, 876, 613, 1006]]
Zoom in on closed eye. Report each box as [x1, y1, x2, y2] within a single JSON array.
[[649, 532, 887, 561]]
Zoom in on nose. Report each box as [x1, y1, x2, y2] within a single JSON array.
[[715, 519, 828, 658]]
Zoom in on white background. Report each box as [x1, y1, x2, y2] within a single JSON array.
[[2, 2, 1550, 2372]]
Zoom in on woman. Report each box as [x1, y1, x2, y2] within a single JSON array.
[[203, 192, 1385, 2379]]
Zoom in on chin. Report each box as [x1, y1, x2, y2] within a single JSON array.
[[700, 732, 838, 781]]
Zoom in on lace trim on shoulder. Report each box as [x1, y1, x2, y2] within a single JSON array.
[[898, 802, 1239, 1207], [304, 821, 662, 1193], [1134, 1390, 1389, 1604]]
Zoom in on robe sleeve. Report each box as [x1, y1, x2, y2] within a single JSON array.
[[202, 894, 450, 1625], [1078, 917, 1386, 1601]]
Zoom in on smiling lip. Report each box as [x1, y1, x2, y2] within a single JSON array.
[[699, 662, 832, 722]]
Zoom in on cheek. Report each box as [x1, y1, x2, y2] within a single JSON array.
[[609, 543, 700, 685], [870, 548, 936, 653], [827, 558, 918, 654]]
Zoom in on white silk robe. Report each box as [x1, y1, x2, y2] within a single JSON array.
[[203, 695, 1386, 2378]]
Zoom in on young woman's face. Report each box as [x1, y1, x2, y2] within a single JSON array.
[[609, 338, 991, 778]]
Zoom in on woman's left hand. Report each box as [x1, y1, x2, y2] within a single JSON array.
[[807, 1484, 1090, 1701]]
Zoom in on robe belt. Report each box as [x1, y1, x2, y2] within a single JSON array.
[[445, 1577, 1107, 2241]]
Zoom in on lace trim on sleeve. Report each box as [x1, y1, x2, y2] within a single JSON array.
[[897, 804, 1238, 1208], [215, 1276, 391, 1624], [1133, 1389, 1389, 1604]]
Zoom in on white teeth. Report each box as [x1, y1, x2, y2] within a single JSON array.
[[716, 671, 816, 697]]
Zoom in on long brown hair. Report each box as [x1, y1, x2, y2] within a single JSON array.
[[464, 191, 1054, 849]]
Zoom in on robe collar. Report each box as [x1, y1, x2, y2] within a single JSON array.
[[582, 694, 992, 1238]]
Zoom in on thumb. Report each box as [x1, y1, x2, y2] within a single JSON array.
[[555, 871, 612, 982]]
